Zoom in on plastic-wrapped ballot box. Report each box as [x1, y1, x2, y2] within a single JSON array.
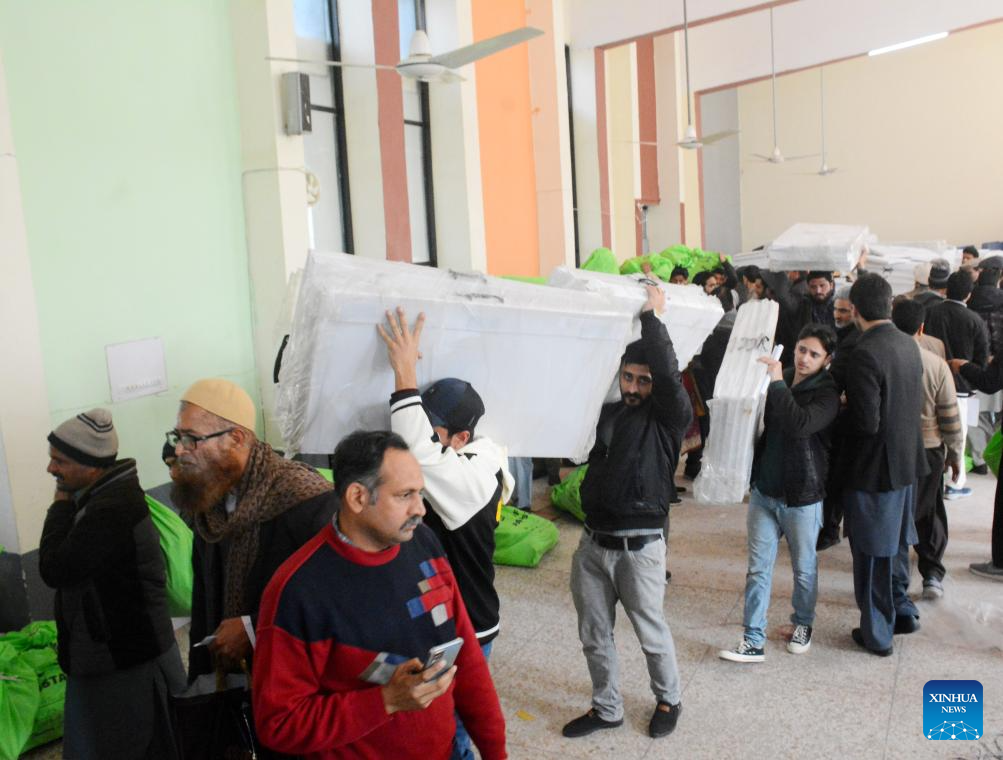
[[547, 267, 724, 369], [767, 223, 868, 272], [694, 299, 779, 505], [868, 244, 960, 295], [275, 252, 635, 460]]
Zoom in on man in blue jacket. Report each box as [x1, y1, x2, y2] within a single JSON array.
[[564, 284, 691, 741]]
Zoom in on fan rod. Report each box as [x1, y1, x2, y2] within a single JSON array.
[[683, 0, 692, 128], [769, 6, 778, 150], [819, 68, 826, 159]]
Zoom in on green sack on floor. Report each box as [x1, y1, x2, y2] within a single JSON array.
[[493, 506, 559, 567], [146, 496, 194, 617], [0, 622, 65, 753], [0, 640, 39, 760], [582, 248, 620, 274], [984, 429, 1002, 477], [550, 465, 587, 523]]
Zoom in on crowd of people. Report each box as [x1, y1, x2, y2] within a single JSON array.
[[35, 248, 1002, 758]]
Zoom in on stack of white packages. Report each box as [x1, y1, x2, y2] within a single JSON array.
[[694, 299, 779, 505], [867, 243, 959, 295], [547, 267, 724, 369], [767, 223, 869, 272], [275, 251, 635, 459]]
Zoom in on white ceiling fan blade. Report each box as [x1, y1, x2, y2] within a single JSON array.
[[700, 129, 739, 145], [782, 152, 821, 162], [267, 56, 397, 72], [429, 27, 543, 69], [750, 153, 774, 161], [436, 70, 466, 84]]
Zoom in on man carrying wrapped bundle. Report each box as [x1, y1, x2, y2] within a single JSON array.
[[563, 284, 690, 741]]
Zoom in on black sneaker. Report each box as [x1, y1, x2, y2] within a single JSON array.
[[893, 615, 920, 635], [648, 701, 682, 738], [561, 709, 623, 738], [971, 463, 989, 475], [718, 638, 764, 663], [851, 628, 893, 657], [787, 624, 812, 654], [816, 533, 841, 551]]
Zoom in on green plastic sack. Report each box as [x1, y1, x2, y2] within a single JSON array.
[[146, 496, 194, 617], [317, 467, 334, 483], [550, 465, 587, 523], [0, 622, 65, 753], [501, 275, 547, 285], [0, 640, 39, 760], [582, 248, 620, 274], [492, 506, 559, 567], [984, 429, 1002, 477]]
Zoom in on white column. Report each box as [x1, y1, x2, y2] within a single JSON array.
[[568, 46, 602, 258], [426, 0, 487, 273], [646, 32, 683, 250]]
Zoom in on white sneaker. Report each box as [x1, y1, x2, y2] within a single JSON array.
[[787, 624, 812, 654], [922, 578, 944, 600], [718, 638, 765, 663]]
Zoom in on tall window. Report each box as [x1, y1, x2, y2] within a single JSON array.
[[566, 45, 581, 266], [399, 0, 437, 265], [294, 0, 353, 253]]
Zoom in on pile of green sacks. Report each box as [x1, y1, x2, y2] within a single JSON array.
[[550, 465, 587, 523], [0, 622, 65, 759]]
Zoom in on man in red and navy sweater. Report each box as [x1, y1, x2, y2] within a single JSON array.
[[252, 430, 507, 759]]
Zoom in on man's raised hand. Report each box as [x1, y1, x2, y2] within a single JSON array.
[[642, 283, 666, 315], [378, 307, 426, 390]]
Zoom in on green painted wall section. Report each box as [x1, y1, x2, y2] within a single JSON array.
[[0, 1, 258, 488]]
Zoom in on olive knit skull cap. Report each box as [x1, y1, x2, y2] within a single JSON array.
[[181, 379, 256, 431]]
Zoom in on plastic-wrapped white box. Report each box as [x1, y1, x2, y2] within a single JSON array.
[[547, 267, 724, 369], [694, 299, 779, 505], [868, 243, 960, 295], [275, 252, 635, 459], [767, 223, 868, 272]]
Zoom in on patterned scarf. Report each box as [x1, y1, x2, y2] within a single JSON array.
[[193, 440, 333, 617]]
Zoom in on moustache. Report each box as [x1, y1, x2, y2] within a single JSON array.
[[623, 393, 643, 403], [401, 515, 423, 532]]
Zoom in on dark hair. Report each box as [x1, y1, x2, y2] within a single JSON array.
[[979, 267, 1002, 287], [963, 245, 979, 257], [806, 270, 834, 284], [946, 270, 975, 301], [711, 266, 725, 276], [670, 266, 689, 280], [693, 271, 712, 287], [849, 273, 892, 321], [741, 264, 763, 283], [891, 299, 926, 336], [331, 430, 409, 498], [796, 323, 837, 357]]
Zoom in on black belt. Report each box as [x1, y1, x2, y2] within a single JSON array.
[[586, 529, 662, 551]]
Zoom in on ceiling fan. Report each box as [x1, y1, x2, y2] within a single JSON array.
[[799, 68, 838, 176], [751, 7, 816, 164], [678, 0, 739, 149], [269, 26, 543, 83]]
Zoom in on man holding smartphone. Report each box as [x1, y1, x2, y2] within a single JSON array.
[[564, 284, 689, 740]]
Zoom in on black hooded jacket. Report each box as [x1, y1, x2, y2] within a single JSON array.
[[581, 311, 692, 531]]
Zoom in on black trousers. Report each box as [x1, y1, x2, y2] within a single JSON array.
[[913, 446, 948, 581], [993, 474, 1003, 567]]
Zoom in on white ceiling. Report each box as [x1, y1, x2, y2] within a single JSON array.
[[568, 0, 1003, 92]]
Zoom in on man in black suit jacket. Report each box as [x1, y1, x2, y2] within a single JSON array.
[[842, 275, 928, 656]]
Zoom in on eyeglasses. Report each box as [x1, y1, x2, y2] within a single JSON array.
[[165, 428, 234, 451]]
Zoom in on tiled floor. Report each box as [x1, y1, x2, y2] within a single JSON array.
[[21, 467, 1003, 759]]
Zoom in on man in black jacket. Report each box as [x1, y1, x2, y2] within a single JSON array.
[[564, 284, 690, 741], [964, 265, 1003, 474], [842, 275, 928, 656], [167, 378, 335, 680], [924, 271, 989, 498], [41, 409, 184, 759]]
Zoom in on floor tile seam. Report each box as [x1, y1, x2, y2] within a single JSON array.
[[881, 633, 909, 760]]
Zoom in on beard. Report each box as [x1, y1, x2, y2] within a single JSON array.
[[170, 450, 245, 514]]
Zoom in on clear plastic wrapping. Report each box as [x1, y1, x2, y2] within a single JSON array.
[[546, 267, 724, 369], [867, 243, 961, 295], [694, 299, 779, 505], [767, 223, 869, 272], [275, 252, 635, 459]]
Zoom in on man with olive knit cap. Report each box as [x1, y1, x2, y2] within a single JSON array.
[[167, 378, 335, 680], [41, 409, 184, 759]]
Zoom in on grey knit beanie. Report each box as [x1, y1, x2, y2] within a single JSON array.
[[48, 409, 118, 468]]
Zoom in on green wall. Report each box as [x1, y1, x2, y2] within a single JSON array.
[[0, 1, 258, 488]]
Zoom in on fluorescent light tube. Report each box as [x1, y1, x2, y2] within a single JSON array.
[[868, 31, 948, 57]]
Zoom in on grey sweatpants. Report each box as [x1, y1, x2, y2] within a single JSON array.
[[570, 532, 681, 721]]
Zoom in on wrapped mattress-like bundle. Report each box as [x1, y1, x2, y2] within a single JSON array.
[[694, 299, 779, 505], [276, 251, 635, 460], [767, 223, 868, 272], [547, 266, 724, 370]]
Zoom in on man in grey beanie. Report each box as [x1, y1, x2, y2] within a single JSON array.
[[40, 409, 184, 759]]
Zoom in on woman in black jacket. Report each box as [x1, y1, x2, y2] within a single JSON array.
[[719, 324, 840, 663]]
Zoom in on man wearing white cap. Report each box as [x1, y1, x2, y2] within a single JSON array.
[[41, 409, 184, 759], [168, 378, 335, 679]]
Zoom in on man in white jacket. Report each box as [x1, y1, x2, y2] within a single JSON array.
[[379, 306, 513, 760]]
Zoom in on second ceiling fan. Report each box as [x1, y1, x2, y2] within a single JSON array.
[[677, 0, 738, 150]]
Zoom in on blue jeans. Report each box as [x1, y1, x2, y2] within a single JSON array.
[[509, 457, 533, 509], [451, 641, 493, 760], [742, 488, 822, 647]]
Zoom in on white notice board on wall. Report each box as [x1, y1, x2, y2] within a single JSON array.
[[106, 337, 168, 403]]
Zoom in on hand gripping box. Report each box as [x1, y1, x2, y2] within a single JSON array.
[[275, 252, 635, 460], [694, 299, 779, 505], [547, 267, 724, 370], [767, 223, 869, 272]]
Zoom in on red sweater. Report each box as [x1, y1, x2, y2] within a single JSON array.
[[252, 523, 506, 759]]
